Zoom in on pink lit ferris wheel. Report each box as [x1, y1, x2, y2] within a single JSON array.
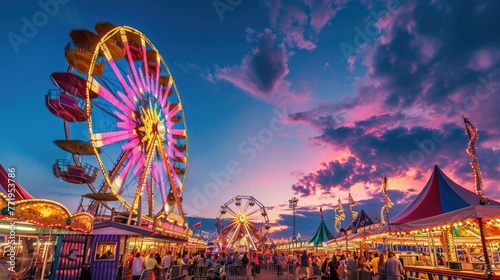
[[46, 23, 188, 224], [215, 196, 270, 252]]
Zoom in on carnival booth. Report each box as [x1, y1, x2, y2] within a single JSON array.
[[334, 165, 500, 279], [0, 191, 94, 279]]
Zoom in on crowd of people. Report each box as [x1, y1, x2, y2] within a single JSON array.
[[121, 249, 263, 280], [118, 249, 406, 280], [265, 250, 405, 280]]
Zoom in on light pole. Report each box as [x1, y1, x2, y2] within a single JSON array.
[[289, 197, 299, 244]]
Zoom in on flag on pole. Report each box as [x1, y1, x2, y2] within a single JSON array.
[[319, 206, 323, 219], [191, 221, 202, 229], [348, 192, 356, 206]]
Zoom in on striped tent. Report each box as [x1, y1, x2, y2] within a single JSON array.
[[391, 164, 499, 224]]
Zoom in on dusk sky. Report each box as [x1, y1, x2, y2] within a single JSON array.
[[1, 0, 499, 240]]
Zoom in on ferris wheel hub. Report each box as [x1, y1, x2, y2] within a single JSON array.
[[238, 214, 246, 223]]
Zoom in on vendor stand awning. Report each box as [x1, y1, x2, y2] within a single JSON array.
[[0, 192, 93, 234]]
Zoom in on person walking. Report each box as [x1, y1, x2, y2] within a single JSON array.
[[131, 252, 144, 280], [384, 252, 404, 280], [300, 251, 309, 279], [328, 255, 340, 280], [162, 251, 173, 268], [370, 253, 380, 275], [242, 252, 251, 280], [346, 252, 358, 280], [377, 253, 387, 280]]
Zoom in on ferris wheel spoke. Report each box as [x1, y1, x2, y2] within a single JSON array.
[[156, 135, 184, 217], [152, 161, 168, 205], [151, 75, 159, 99], [115, 90, 137, 114], [170, 129, 186, 138], [130, 136, 156, 211], [91, 130, 135, 147], [158, 79, 172, 106], [246, 208, 261, 217], [153, 54, 160, 85], [160, 142, 183, 189], [163, 103, 182, 119], [225, 206, 239, 217], [227, 223, 241, 249], [242, 199, 251, 213], [140, 38, 150, 89], [112, 155, 135, 194], [138, 66, 150, 94], [121, 138, 140, 151], [88, 77, 135, 117], [125, 75, 141, 100], [172, 146, 186, 160], [133, 155, 146, 176], [120, 31, 142, 88], [243, 223, 258, 250], [101, 45, 137, 100]]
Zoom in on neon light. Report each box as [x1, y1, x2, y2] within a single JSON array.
[[141, 37, 149, 88], [116, 90, 136, 113], [166, 103, 181, 119], [126, 74, 140, 99], [122, 39, 142, 91], [91, 130, 134, 147], [103, 44, 137, 100]]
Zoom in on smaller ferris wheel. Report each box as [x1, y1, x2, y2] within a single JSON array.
[[215, 195, 270, 252]]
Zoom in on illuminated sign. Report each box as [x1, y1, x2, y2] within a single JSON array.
[[154, 212, 188, 236]]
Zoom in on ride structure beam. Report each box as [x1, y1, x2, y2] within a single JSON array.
[[156, 135, 185, 220], [87, 149, 130, 215], [127, 137, 156, 225]]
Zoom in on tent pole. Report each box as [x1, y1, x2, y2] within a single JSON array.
[[430, 231, 437, 267], [477, 218, 493, 280]]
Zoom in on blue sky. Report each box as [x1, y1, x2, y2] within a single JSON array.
[[1, 0, 500, 240]]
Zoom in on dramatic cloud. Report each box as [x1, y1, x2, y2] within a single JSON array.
[[362, 1, 500, 119], [289, 0, 500, 203], [215, 29, 289, 100]]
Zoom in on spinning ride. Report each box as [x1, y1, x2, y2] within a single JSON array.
[[45, 23, 188, 224], [215, 196, 270, 252]]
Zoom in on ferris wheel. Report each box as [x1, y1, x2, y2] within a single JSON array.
[[45, 23, 188, 224], [215, 195, 270, 252]]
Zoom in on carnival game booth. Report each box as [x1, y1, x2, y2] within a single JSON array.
[[0, 192, 94, 280], [339, 165, 500, 279], [89, 210, 203, 280]]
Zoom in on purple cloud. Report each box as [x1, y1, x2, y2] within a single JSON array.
[[267, 0, 347, 51], [215, 29, 289, 100], [290, 0, 500, 201]]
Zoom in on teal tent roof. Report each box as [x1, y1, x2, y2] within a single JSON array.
[[346, 209, 380, 234], [307, 219, 334, 246]]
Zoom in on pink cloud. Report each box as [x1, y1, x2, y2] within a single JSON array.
[[304, 0, 348, 33], [468, 48, 500, 71], [279, 5, 316, 50], [347, 56, 356, 71], [215, 29, 311, 108]]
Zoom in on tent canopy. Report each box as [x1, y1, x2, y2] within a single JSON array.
[[347, 209, 380, 234], [308, 219, 334, 246], [391, 165, 499, 224]]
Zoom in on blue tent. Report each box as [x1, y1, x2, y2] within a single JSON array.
[[346, 209, 380, 234]]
